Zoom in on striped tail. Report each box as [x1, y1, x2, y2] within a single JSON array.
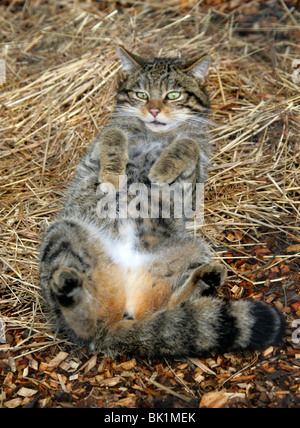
[[96, 297, 285, 358]]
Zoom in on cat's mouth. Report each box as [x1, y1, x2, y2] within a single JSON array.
[[143, 117, 175, 132], [150, 120, 166, 126], [144, 119, 171, 131]]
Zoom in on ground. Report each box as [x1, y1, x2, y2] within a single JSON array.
[[0, 0, 299, 408]]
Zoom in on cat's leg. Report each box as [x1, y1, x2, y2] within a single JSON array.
[[98, 128, 128, 193], [166, 262, 227, 309], [40, 218, 99, 339], [51, 267, 98, 338], [148, 138, 199, 185]]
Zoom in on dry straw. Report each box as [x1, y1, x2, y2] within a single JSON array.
[[0, 0, 299, 358]]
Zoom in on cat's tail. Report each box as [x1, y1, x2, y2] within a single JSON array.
[[96, 297, 285, 358]]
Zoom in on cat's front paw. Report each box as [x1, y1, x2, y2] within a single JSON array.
[[98, 172, 126, 193], [148, 161, 197, 186], [148, 162, 178, 185]]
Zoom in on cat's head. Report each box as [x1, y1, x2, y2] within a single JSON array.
[[116, 46, 210, 133]]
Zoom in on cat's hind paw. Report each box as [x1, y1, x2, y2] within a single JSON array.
[[51, 267, 83, 307]]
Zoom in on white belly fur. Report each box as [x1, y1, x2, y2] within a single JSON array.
[[101, 221, 153, 317]]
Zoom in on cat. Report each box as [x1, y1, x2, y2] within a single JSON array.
[[39, 46, 285, 358]]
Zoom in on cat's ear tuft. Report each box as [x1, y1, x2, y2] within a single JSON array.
[[117, 45, 144, 73], [184, 55, 210, 80]]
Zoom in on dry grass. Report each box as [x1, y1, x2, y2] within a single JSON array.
[[0, 0, 299, 408]]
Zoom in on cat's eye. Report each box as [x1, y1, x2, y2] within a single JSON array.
[[166, 91, 181, 100], [136, 92, 148, 100]]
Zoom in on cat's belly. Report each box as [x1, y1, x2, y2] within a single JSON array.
[[98, 220, 171, 319]]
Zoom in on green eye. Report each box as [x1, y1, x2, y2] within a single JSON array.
[[166, 91, 181, 100], [136, 92, 148, 100]]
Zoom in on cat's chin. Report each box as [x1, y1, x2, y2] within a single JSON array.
[[144, 120, 175, 133]]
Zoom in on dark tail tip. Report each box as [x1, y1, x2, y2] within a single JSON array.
[[248, 301, 286, 351]]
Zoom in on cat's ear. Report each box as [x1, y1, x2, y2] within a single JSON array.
[[184, 55, 210, 80], [117, 45, 144, 73]]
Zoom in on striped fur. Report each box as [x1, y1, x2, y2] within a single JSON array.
[[39, 47, 285, 358]]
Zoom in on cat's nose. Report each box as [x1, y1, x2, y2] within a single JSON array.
[[149, 108, 160, 117]]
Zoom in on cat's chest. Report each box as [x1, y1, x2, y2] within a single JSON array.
[[126, 135, 169, 181], [101, 221, 153, 269], [129, 139, 163, 161]]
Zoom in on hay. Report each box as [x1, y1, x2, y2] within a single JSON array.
[[0, 0, 299, 408]]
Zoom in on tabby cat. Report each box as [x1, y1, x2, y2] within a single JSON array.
[[39, 46, 285, 358]]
